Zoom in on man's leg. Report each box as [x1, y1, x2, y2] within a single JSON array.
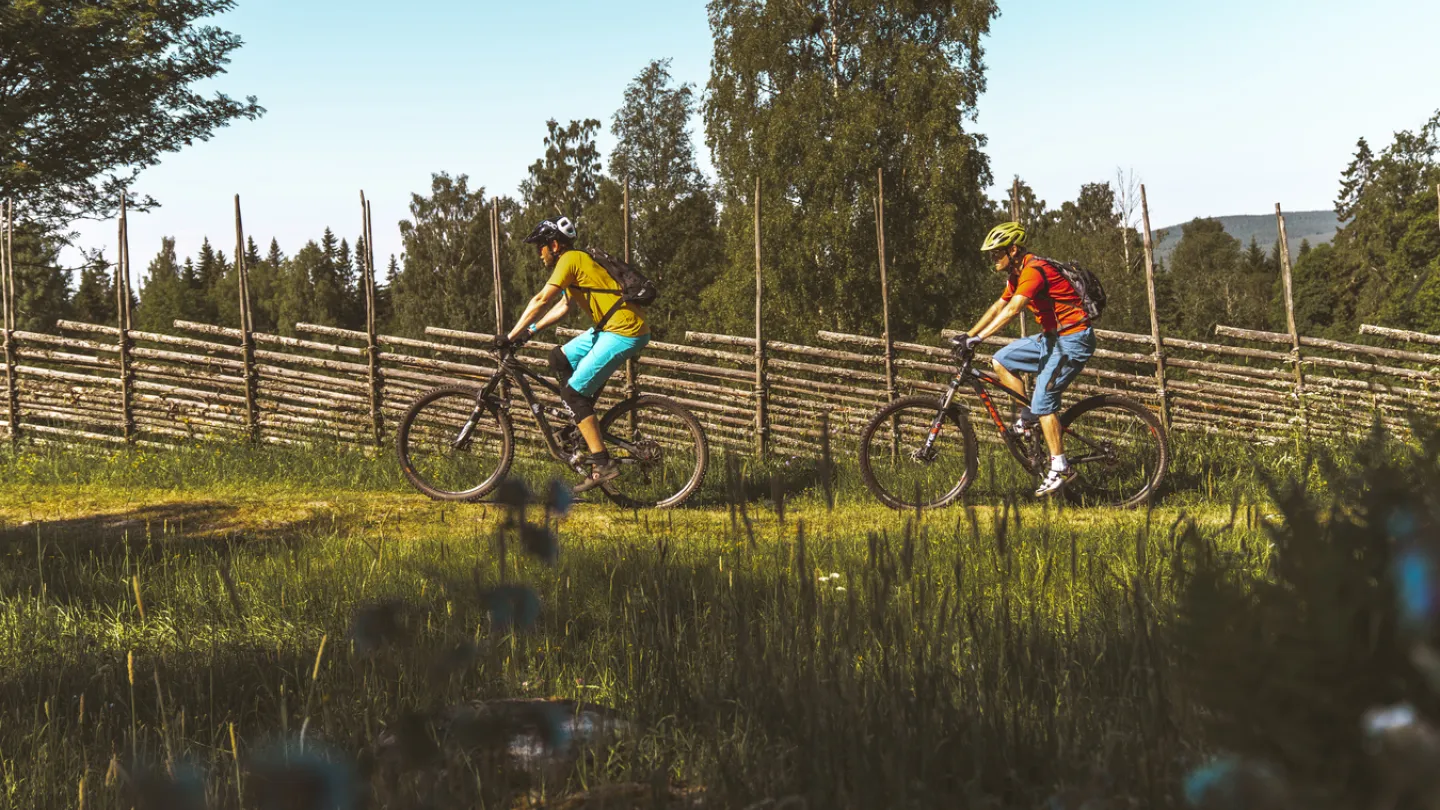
[[565, 332, 649, 491], [992, 335, 1044, 427], [1032, 329, 1096, 496]]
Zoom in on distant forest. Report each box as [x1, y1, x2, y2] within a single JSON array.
[[6, 6, 1438, 346]]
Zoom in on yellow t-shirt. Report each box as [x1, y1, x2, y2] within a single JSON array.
[[545, 250, 649, 338]]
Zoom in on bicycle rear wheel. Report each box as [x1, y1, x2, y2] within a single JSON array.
[[597, 395, 709, 509], [858, 395, 978, 510], [1058, 394, 1168, 508], [396, 385, 514, 501]]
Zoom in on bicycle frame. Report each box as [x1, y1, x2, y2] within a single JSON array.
[[918, 345, 1046, 472], [462, 347, 648, 470]]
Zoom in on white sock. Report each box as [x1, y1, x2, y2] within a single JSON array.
[[1050, 454, 1068, 472]]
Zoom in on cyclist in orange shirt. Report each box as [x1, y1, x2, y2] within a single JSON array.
[[962, 222, 1098, 497]]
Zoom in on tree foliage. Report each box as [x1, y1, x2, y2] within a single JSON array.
[[703, 0, 998, 341], [391, 173, 498, 337], [608, 59, 721, 339], [0, 0, 263, 227]]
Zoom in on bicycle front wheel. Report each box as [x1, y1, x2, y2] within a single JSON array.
[[1059, 394, 1168, 508], [597, 395, 709, 509], [858, 395, 978, 510], [396, 385, 514, 501]]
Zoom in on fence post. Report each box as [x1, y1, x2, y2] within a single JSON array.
[[753, 175, 769, 459], [623, 177, 638, 405], [1139, 185, 1170, 430], [233, 195, 259, 442], [1009, 177, 1026, 339], [1275, 204, 1309, 438], [489, 199, 512, 409], [117, 193, 135, 443], [360, 193, 383, 445], [2, 199, 16, 446], [876, 168, 898, 459]]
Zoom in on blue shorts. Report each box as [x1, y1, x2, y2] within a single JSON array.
[[561, 329, 650, 398], [993, 329, 1096, 416]]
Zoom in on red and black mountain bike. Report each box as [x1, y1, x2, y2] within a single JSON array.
[[857, 335, 1168, 509]]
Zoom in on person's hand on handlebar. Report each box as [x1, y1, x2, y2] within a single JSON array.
[[494, 328, 534, 352], [952, 332, 984, 352]]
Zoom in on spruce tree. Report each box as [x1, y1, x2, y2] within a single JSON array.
[[8, 224, 71, 331], [71, 256, 117, 325], [135, 238, 188, 334]]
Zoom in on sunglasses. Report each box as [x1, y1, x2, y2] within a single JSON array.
[[988, 248, 1009, 262]]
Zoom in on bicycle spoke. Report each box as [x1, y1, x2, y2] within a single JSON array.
[[598, 397, 708, 509], [1061, 400, 1165, 508], [398, 387, 511, 500], [859, 397, 976, 510]]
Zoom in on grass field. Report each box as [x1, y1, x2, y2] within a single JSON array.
[[0, 433, 1323, 809]]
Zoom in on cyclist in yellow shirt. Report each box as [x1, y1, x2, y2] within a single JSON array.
[[498, 217, 651, 493]]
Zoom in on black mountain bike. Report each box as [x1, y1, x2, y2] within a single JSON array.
[[395, 342, 709, 509], [857, 335, 1168, 510]]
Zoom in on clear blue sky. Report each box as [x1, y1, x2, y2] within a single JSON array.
[[67, 0, 1440, 282]]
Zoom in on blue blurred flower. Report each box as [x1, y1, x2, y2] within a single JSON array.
[[347, 599, 409, 656], [519, 524, 559, 565], [545, 479, 575, 518], [1182, 756, 1287, 810], [485, 585, 541, 633], [494, 476, 532, 510], [1394, 549, 1435, 631], [127, 758, 206, 810], [249, 738, 358, 810], [1388, 509, 1419, 541], [1184, 756, 1241, 807]]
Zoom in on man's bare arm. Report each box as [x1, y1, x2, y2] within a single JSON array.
[[968, 298, 1007, 337], [972, 294, 1029, 342], [507, 285, 566, 340]]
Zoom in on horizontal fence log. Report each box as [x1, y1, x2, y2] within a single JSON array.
[[816, 330, 953, 360], [15, 330, 119, 354], [253, 363, 371, 392], [1216, 324, 1440, 368], [1361, 323, 1440, 347]]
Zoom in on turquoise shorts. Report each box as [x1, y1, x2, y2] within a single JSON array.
[[561, 330, 650, 398], [993, 328, 1096, 416]]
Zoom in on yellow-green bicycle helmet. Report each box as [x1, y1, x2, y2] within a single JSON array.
[[980, 221, 1027, 252]]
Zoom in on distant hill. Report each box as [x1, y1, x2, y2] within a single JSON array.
[[1152, 210, 1342, 266]]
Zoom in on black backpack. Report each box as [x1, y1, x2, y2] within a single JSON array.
[[572, 246, 657, 333], [1035, 255, 1107, 323]]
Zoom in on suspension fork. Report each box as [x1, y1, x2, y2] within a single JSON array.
[[918, 375, 966, 456], [452, 370, 507, 449]]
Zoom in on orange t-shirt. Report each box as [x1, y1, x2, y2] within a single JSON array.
[[1002, 255, 1090, 336]]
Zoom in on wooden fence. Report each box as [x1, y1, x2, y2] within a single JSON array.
[[1, 186, 1438, 463]]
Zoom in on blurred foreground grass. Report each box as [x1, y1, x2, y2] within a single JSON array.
[[0, 429, 1371, 809]]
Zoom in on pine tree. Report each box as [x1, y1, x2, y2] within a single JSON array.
[[8, 224, 71, 331], [1335, 138, 1374, 221], [191, 238, 220, 321], [272, 243, 320, 336], [135, 237, 188, 334], [1166, 218, 1245, 338], [310, 227, 345, 326], [71, 255, 117, 325]]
